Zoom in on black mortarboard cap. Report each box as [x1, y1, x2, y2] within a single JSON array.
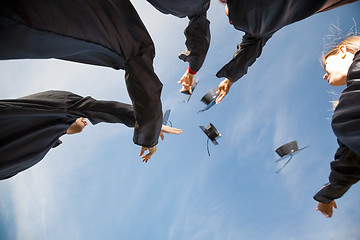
[[200, 123, 221, 145], [275, 141, 309, 173], [200, 123, 221, 155], [182, 78, 199, 103], [199, 87, 219, 112], [162, 109, 172, 126], [275, 141, 299, 158]]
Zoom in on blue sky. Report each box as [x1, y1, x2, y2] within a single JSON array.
[[0, 1, 360, 240]]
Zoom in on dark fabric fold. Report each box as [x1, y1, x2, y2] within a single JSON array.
[[217, 0, 359, 83], [0, 0, 163, 147], [314, 142, 360, 203], [146, 0, 211, 72], [0, 90, 136, 180], [332, 51, 360, 155]]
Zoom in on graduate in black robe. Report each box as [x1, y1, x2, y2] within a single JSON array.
[[146, 0, 211, 94], [313, 37, 360, 217], [214, 0, 359, 103], [0, 90, 182, 180], [0, 0, 163, 150]]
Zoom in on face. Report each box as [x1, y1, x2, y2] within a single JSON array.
[[323, 46, 354, 86], [66, 117, 88, 135]]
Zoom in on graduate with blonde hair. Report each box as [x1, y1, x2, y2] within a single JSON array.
[[314, 35, 360, 218]]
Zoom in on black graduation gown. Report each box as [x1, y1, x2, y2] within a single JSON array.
[[332, 50, 360, 154], [313, 50, 360, 203], [0, 0, 163, 147], [313, 141, 360, 203], [146, 0, 211, 72], [216, 0, 359, 82], [0, 90, 136, 180]]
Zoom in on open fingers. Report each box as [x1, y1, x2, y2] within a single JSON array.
[[142, 150, 151, 162], [142, 153, 151, 162], [139, 147, 146, 156], [316, 208, 330, 218], [216, 92, 226, 103], [141, 146, 157, 163], [178, 76, 190, 85], [172, 128, 182, 134], [180, 85, 191, 93], [179, 82, 192, 94], [161, 125, 183, 135], [327, 209, 333, 218], [216, 84, 224, 94]]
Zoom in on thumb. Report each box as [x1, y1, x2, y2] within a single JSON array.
[[160, 132, 164, 141], [139, 147, 145, 156]]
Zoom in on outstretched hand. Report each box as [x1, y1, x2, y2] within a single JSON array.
[[139, 125, 182, 163], [139, 145, 157, 163], [216, 78, 233, 103], [178, 70, 194, 94], [316, 201, 337, 218], [160, 125, 182, 141]]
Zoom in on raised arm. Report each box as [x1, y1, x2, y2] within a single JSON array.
[[178, 2, 211, 73], [67, 92, 183, 163], [67, 93, 136, 127], [215, 33, 272, 103], [314, 143, 360, 216], [178, 1, 210, 94]]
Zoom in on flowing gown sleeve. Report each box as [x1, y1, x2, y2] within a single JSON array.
[[0, 0, 163, 148], [216, 0, 359, 83], [145, 0, 210, 73], [313, 142, 360, 203], [66, 92, 136, 127], [178, 1, 211, 72], [0, 90, 139, 180], [216, 33, 273, 82], [67, 91, 161, 148]]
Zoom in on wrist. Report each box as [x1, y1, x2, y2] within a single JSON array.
[[225, 78, 233, 86], [188, 66, 197, 75]]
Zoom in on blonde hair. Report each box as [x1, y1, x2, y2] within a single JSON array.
[[322, 35, 360, 68], [322, 35, 360, 110]]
